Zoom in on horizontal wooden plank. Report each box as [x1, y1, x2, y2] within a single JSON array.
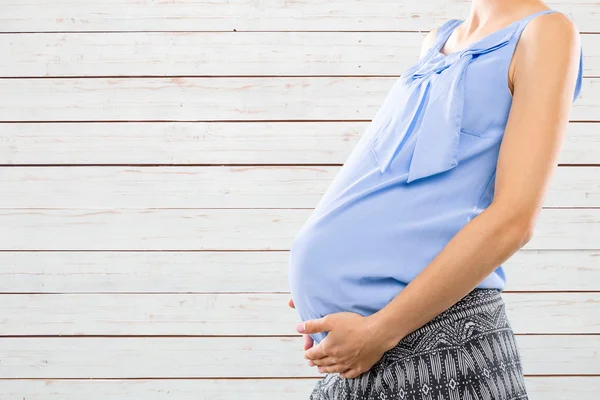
[[0, 166, 333, 209], [1, 122, 597, 165], [1, 1, 597, 32], [1, 32, 598, 77], [0, 251, 290, 293], [0, 208, 300, 251], [0, 208, 599, 250], [1, 32, 424, 77], [0, 121, 360, 165], [2, 377, 599, 400], [1, 293, 597, 335], [1, 166, 599, 208], [0, 77, 596, 122], [1, 250, 599, 293], [0, 336, 597, 378]]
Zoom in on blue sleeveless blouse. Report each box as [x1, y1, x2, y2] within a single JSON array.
[[288, 9, 584, 344]]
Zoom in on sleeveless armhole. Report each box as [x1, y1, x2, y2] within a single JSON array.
[[572, 46, 584, 102]]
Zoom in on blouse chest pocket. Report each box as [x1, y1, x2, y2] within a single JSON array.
[[458, 63, 513, 138], [459, 117, 495, 138], [459, 102, 509, 139]]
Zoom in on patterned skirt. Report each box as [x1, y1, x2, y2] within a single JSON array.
[[309, 288, 529, 400]]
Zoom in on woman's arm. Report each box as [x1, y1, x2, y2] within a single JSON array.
[[300, 12, 581, 378]]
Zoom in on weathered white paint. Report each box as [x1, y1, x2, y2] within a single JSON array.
[[1, 250, 599, 293], [0, 336, 597, 378], [1, 32, 598, 77], [1, 122, 597, 165], [1, 166, 599, 208], [2, 377, 599, 400], [0, 77, 597, 121], [0, 208, 599, 250], [1, 1, 597, 32], [1, 1, 597, 397], [0, 293, 598, 335]]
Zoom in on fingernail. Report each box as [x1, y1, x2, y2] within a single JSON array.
[[296, 322, 305, 333]]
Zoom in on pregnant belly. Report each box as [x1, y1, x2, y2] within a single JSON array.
[[288, 207, 413, 342]]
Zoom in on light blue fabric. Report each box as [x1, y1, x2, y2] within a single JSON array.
[[288, 9, 584, 344]]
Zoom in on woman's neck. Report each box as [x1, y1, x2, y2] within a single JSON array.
[[454, 0, 548, 39], [463, 0, 547, 31]]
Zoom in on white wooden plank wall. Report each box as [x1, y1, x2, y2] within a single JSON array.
[[0, 1, 599, 398]]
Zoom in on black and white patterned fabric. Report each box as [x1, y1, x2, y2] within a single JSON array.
[[309, 288, 529, 400]]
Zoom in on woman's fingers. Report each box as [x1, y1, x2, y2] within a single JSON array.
[[290, 299, 313, 352], [305, 342, 328, 360], [289, 299, 316, 355], [303, 334, 314, 350], [310, 356, 337, 367]]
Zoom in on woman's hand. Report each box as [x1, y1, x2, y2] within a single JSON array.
[[297, 312, 394, 379], [288, 298, 314, 351]]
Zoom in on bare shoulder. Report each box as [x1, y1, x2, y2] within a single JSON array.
[[419, 28, 438, 59], [516, 11, 580, 62], [510, 11, 580, 91]]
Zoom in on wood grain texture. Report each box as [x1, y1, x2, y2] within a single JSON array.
[[1, 208, 599, 250], [1, 1, 597, 32], [1, 250, 599, 293], [0, 293, 598, 335], [1, 166, 599, 208], [0, 77, 596, 122], [1, 0, 597, 396], [1, 377, 599, 400], [1, 32, 598, 77], [1, 122, 598, 165], [0, 336, 597, 378]]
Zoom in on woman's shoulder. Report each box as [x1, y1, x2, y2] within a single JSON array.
[[512, 9, 582, 102], [419, 29, 438, 59], [517, 9, 579, 48]]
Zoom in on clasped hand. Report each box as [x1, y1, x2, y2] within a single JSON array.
[[288, 298, 390, 379]]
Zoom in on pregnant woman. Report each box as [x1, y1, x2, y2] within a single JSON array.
[[287, 2, 583, 399]]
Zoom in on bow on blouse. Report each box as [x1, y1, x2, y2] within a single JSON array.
[[368, 22, 520, 183]]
